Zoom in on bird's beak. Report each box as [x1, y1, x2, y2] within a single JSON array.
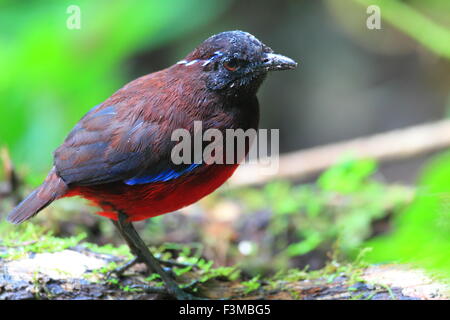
[[260, 53, 298, 71]]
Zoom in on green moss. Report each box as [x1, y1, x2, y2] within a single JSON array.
[[197, 260, 239, 283], [267, 247, 371, 296], [0, 223, 86, 259], [145, 273, 161, 282], [82, 242, 132, 258], [120, 285, 142, 293], [172, 265, 193, 277], [92, 261, 120, 275], [242, 275, 261, 294]]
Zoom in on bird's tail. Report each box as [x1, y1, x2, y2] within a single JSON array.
[[7, 168, 68, 224]]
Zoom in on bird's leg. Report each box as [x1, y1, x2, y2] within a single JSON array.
[[106, 219, 145, 278], [108, 220, 194, 278], [113, 211, 201, 300]]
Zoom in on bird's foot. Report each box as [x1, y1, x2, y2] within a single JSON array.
[[131, 280, 207, 300], [106, 261, 204, 299], [106, 256, 195, 279], [106, 257, 140, 279]]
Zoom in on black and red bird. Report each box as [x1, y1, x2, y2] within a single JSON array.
[[7, 30, 297, 299]]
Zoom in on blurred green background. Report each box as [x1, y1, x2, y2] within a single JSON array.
[[1, 0, 450, 279]]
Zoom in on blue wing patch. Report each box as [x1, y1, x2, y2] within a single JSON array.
[[124, 163, 201, 185]]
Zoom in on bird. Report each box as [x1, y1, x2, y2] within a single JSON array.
[[6, 30, 297, 299]]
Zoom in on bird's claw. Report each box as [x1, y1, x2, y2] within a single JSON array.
[[106, 257, 140, 279], [130, 282, 207, 300], [105, 258, 185, 280]]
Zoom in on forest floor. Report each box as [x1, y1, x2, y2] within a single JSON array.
[[1, 243, 448, 300]]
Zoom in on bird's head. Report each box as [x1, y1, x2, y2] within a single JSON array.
[[178, 30, 297, 95]]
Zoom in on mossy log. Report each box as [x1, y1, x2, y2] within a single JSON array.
[[0, 246, 448, 300]]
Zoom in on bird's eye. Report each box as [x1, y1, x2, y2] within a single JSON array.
[[223, 59, 241, 72]]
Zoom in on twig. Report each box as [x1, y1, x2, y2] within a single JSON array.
[[229, 120, 450, 187]]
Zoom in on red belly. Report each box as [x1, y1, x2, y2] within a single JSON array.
[[64, 164, 238, 221]]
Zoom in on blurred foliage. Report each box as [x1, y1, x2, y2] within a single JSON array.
[[2, 0, 449, 181], [0, 0, 229, 183], [365, 151, 450, 278], [353, 0, 450, 59], [222, 158, 412, 273], [318, 157, 377, 193]]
